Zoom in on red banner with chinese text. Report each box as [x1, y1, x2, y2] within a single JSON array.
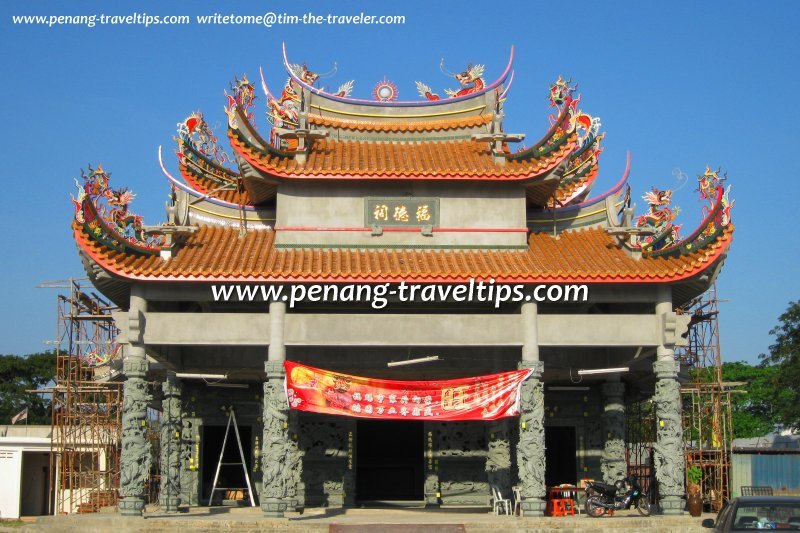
[[284, 361, 533, 421]]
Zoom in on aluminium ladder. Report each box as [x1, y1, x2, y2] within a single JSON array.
[[208, 408, 256, 506]]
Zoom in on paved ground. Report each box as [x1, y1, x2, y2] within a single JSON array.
[[3, 506, 716, 533]]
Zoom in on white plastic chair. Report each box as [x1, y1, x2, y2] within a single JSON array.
[[512, 485, 522, 516], [492, 485, 511, 515]]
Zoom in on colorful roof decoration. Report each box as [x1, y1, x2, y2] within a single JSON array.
[[70, 47, 734, 302], [280, 43, 513, 107], [72, 164, 165, 256], [306, 113, 493, 133], [374, 79, 399, 102], [638, 167, 734, 258], [416, 62, 486, 101]]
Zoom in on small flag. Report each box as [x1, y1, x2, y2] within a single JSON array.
[[11, 407, 28, 425]]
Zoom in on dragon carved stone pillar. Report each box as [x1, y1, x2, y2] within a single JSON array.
[[261, 362, 301, 516], [159, 373, 182, 513], [601, 381, 627, 484], [486, 419, 512, 502], [119, 293, 152, 516], [261, 301, 301, 517], [119, 359, 151, 516], [516, 360, 546, 516], [653, 356, 685, 514]]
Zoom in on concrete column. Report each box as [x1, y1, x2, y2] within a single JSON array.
[[159, 372, 182, 513], [601, 380, 627, 483], [521, 302, 539, 362], [119, 290, 152, 516], [516, 361, 545, 516], [267, 301, 286, 363], [261, 300, 301, 516], [653, 285, 685, 515]]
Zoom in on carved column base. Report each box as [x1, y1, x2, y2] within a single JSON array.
[[288, 484, 303, 512], [424, 477, 440, 508], [159, 496, 180, 514], [328, 493, 344, 508], [261, 497, 289, 517], [118, 496, 145, 516], [660, 495, 685, 515], [520, 498, 547, 517]]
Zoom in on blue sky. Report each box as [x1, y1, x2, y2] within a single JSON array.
[[0, 0, 797, 363]]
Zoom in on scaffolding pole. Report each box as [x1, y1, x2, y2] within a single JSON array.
[[678, 282, 735, 513], [42, 279, 123, 514]]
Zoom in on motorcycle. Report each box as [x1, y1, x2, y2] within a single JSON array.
[[584, 474, 652, 517]]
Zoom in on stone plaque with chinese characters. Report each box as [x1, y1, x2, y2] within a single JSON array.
[[365, 198, 439, 227]]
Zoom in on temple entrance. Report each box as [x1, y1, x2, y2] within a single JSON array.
[[201, 425, 252, 504], [545, 426, 577, 487], [356, 420, 424, 502]]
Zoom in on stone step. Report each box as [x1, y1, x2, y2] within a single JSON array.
[[20, 508, 715, 533]]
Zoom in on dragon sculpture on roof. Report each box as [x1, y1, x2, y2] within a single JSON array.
[[72, 164, 164, 253], [416, 61, 486, 101], [176, 111, 231, 165]]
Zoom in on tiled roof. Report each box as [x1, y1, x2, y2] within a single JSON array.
[[552, 164, 599, 205], [74, 222, 733, 283], [230, 134, 576, 180], [307, 114, 493, 132], [180, 162, 253, 205]]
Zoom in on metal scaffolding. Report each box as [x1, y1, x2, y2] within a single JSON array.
[[678, 282, 734, 512], [42, 279, 123, 514]]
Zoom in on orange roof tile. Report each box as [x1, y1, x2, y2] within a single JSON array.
[[179, 162, 253, 205], [74, 223, 733, 284], [307, 114, 494, 132], [230, 134, 576, 180]]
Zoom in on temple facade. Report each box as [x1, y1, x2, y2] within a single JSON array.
[[71, 46, 734, 517]]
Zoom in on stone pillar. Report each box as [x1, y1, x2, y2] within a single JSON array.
[[653, 286, 685, 515], [261, 301, 301, 517], [159, 372, 182, 513], [517, 360, 546, 516], [119, 291, 152, 516], [601, 380, 627, 484], [516, 302, 546, 516], [486, 419, 512, 499]]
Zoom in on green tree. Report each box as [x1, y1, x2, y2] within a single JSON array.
[[721, 361, 779, 438], [0, 352, 56, 425], [760, 300, 800, 430]]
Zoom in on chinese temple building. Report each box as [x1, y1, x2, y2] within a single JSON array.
[[71, 45, 734, 517]]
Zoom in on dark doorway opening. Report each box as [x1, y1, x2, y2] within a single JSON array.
[[356, 420, 424, 502], [545, 426, 577, 487], [20, 452, 51, 516], [202, 425, 252, 503]]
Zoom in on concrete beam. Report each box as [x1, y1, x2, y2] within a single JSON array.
[[139, 312, 664, 347], [537, 315, 658, 347], [137, 282, 660, 304], [143, 313, 271, 345]]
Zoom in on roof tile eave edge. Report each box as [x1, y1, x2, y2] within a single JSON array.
[[234, 137, 574, 182]]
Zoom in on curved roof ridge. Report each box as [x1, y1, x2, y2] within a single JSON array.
[[281, 42, 514, 107]]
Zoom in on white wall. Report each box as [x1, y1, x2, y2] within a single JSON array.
[[0, 434, 52, 519], [0, 446, 22, 519]]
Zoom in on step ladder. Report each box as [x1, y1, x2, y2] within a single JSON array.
[[208, 409, 256, 507]]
